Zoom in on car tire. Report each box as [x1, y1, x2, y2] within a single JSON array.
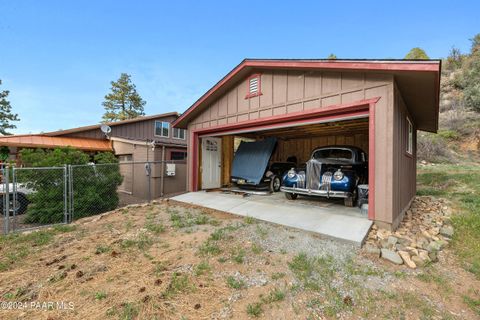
[[1, 193, 29, 215], [285, 192, 298, 200], [270, 175, 281, 192]]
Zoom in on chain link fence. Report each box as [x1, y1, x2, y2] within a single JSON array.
[[1, 160, 187, 234]]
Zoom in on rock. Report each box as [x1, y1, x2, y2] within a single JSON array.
[[398, 251, 417, 269], [387, 236, 398, 246], [411, 255, 428, 267], [381, 249, 403, 265], [440, 226, 454, 238], [428, 250, 438, 262], [395, 244, 406, 251], [397, 237, 412, 246], [417, 237, 429, 250], [364, 244, 381, 257], [418, 251, 431, 264], [426, 241, 442, 253]]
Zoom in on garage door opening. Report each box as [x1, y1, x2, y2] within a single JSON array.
[[198, 116, 369, 210]]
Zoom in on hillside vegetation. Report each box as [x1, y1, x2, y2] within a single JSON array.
[[417, 34, 480, 163]]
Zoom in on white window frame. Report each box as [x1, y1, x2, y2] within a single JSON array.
[[406, 117, 413, 155], [172, 128, 186, 140], [154, 121, 170, 138]]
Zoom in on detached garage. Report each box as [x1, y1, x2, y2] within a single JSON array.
[[173, 59, 441, 231]]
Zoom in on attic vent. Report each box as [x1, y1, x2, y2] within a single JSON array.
[[245, 74, 262, 99], [249, 77, 258, 94]]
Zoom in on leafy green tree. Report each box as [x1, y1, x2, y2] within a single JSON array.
[[404, 47, 430, 60], [102, 73, 146, 122], [19, 147, 123, 223], [327, 53, 337, 59], [0, 80, 20, 135]]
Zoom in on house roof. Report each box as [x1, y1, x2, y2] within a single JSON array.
[[172, 59, 441, 132], [45, 111, 179, 137], [0, 135, 112, 152]]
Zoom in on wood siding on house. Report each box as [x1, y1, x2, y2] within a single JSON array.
[[187, 70, 397, 225], [62, 115, 187, 147]]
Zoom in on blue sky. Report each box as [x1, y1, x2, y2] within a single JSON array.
[[1, 1, 478, 134]]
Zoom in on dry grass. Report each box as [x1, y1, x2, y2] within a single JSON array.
[[0, 199, 479, 319]]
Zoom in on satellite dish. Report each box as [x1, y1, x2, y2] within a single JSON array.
[[100, 124, 112, 135]]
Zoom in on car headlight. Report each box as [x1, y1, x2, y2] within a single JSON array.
[[287, 168, 296, 178], [333, 169, 344, 181]]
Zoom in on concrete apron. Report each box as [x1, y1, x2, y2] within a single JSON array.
[[171, 191, 372, 247]]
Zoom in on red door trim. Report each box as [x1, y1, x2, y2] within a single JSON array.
[[189, 97, 380, 220]]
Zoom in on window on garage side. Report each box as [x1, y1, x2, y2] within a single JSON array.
[[173, 128, 186, 139], [170, 151, 187, 160], [406, 117, 413, 155], [245, 74, 262, 99], [155, 121, 170, 137]]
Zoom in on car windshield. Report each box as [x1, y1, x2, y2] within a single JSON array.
[[313, 149, 353, 161]]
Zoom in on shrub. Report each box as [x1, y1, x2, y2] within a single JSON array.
[[417, 133, 455, 163], [19, 147, 122, 223]]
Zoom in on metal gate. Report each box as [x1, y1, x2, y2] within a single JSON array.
[[1, 166, 68, 234]]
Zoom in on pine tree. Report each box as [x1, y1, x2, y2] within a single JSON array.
[[102, 73, 146, 122], [404, 47, 430, 60], [0, 80, 20, 135]]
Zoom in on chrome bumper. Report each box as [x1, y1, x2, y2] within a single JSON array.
[[280, 186, 351, 198]]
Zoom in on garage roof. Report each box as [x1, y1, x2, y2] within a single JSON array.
[[173, 59, 441, 132], [0, 135, 112, 151]]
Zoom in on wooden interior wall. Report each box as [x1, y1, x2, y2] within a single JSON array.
[[270, 131, 369, 164], [221, 135, 234, 186]]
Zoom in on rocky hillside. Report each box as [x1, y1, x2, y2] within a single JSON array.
[[417, 34, 480, 163]]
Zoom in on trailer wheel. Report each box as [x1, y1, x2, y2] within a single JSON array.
[[285, 192, 298, 200], [270, 175, 281, 192]]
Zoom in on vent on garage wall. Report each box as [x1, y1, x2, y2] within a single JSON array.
[[245, 74, 262, 99]]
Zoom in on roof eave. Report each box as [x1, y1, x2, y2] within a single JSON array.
[[172, 59, 441, 129]]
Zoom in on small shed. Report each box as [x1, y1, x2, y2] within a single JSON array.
[[173, 59, 441, 230]]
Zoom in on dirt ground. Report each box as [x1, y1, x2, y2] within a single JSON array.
[[0, 199, 479, 320]]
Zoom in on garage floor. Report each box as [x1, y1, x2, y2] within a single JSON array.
[[171, 191, 372, 246]]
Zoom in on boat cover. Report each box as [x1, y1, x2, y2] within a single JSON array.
[[231, 137, 277, 185]]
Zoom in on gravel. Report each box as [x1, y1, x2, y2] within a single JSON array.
[[235, 220, 359, 264]]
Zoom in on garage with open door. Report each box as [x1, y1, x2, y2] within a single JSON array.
[[172, 59, 441, 242]]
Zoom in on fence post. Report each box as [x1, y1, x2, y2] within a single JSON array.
[[11, 165, 17, 231], [63, 165, 68, 224], [4, 165, 9, 234], [68, 165, 73, 223], [160, 145, 166, 197]]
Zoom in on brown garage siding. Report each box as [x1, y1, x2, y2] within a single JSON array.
[[186, 70, 398, 225], [188, 71, 393, 129], [391, 83, 417, 229]]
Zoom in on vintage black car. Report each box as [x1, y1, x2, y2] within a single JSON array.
[[230, 137, 295, 192], [280, 146, 368, 206]]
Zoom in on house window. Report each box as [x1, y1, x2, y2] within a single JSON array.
[[170, 151, 187, 160], [172, 128, 186, 139], [406, 117, 413, 155], [118, 154, 133, 162], [155, 121, 170, 137], [245, 74, 262, 99]]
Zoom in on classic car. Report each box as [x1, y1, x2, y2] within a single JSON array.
[[231, 137, 295, 192], [280, 146, 368, 206]]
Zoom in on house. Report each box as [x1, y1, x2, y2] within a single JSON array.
[[0, 112, 188, 198], [172, 59, 441, 231]]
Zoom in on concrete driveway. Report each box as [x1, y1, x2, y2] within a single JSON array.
[[171, 191, 372, 246]]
